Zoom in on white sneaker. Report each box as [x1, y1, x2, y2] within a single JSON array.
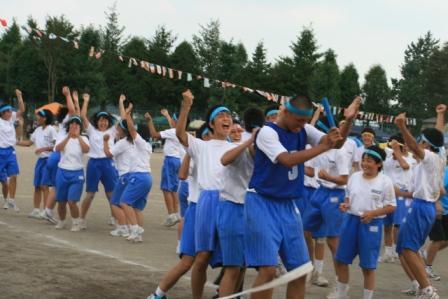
[[379, 253, 395, 263], [418, 289, 439, 299], [163, 214, 180, 227], [110, 227, 130, 237], [28, 209, 41, 219], [8, 199, 20, 212], [79, 218, 87, 230], [70, 220, 81, 232], [426, 266, 441, 281], [311, 270, 329, 287], [3, 199, 8, 209], [108, 217, 116, 226], [43, 210, 58, 224], [401, 284, 418, 296], [55, 220, 66, 230], [326, 286, 348, 299]]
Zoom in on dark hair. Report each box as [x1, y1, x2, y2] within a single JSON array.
[[421, 128, 444, 152], [363, 145, 386, 170], [118, 119, 133, 143], [196, 123, 209, 140], [243, 107, 265, 133], [57, 106, 69, 123], [361, 127, 376, 137], [37, 109, 54, 126], [65, 116, 83, 133], [388, 134, 404, 144], [205, 104, 227, 133], [264, 104, 280, 117], [0, 103, 12, 116], [290, 95, 313, 109], [92, 111, 115, 130]]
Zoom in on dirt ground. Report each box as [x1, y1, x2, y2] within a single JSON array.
[[0, 147, 447, 299]]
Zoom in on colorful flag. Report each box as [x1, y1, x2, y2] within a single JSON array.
[[0, 19, 7, 27]]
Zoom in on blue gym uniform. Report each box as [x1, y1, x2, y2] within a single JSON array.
[[55, 168, 85, 202], [0, 147, 19, 177], [160, 156, 181, 192], [180, 202, 197, 257], [46, 151, 61, 187], [178, 180, 189, 217], [295, 186, 316, 216], [110, 173, 130, 207], [195, 190, 220, 252], [33, 157, 51, 187], [85, 157, 118, 193], [121, 172, 152, 211]]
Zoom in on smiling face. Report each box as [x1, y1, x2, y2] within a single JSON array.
[[361, 155, 382, 177], [0, 110, 12, 121], [229, 124, 243, 143], [209, 111, 232, 140], [97, 116, 110, 131], [362, 133, 374, 147]]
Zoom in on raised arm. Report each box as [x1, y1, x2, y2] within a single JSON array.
[[78, 136, 90, 153], [62, 86, 75, 116], [124, 104, 137, 140], [435, 104, 446, 133], [221, 136, 253, 166], [176, 90, 194, 147], [15, 89, 25, 118], [16, 140, 33, 147], [337, 96, 362, 145], [118, 94, 126, 120], [81, 93, 91, 129], [161, 109, 176, 128], [395, 113, 425, 160], [310, 104, 323, 126], [178, 154, 191, 180], [72, 90, 81, 115], [390, 140, 410, 170], [145, 113, 162, 139]]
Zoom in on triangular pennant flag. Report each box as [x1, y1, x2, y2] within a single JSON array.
[[140, 60, 145, 68], [156, 65, 162, 75], [187, 73, 192, 81], [59, 36, 69, 42], [89, 46, 95, 57], [118, 55, 124, 62], [177, 70, 182, 80], [73, 41, 79, 49], [162, 66, 167, 76], [133, 58, 138, 66], [128, 57, 133, 68], [204, 78, 210, 88], [0, 19, 7, 27], [95, 51, 102, 59], [149, 64, 155, 74], [168, 68, 174, 79], [48, 33, 57, 40], [34, 28, 43, 37]]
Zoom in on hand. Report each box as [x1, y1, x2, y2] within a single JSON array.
[[103, 134, 110, 142], [83, 93, 90, 102], [390, 139, 401, 152], [62, 86, 70, 96], [360, 211, 375, 224], [322, 127, 342, 149], [344, 96, 361, 120], [72, 90, 79, 102], [394, 113, 406, 127], [436, 201, 444, 216], [436, 104, 447, 114], [318, 169, 329, 180], [160, 109, 169, 117], [125, 103, 133, 114], [35, 148, 44, 155], [69, 125, 80, 138], [182, 89, 194, 107], [144, 113, 152, 121], [15, 89, 22, 98], [339, 202, 350, 213], [119, 94, 126, 103]]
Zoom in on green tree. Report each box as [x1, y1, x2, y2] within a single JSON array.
[[423, 44, 448, 112], [0, 19, 22, 98], [246, 41, 271, 90], [339, 63, 361, 107], [362, 65, 391, 114], [193, 19, 221, 78], [312, 49, 340, 103]]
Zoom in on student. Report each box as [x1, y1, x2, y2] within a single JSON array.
[[54, 116, 90, 231], [381, 136, 411, 263], [0, 89, 25, 211], [0, 170, 7, 206], [242, 107, 265, 142], [331, 145, 396, 299], [79, 92, 118, 229], [395, 112, 445, 299], [147, 109, 182, 227], [229, 120, 244, 143], [244, 95, 360, 299], [264, 104, 280, 123], [17, 109, 57, 219], [354, 127, 376, 171], [147, 123, 210, 299]]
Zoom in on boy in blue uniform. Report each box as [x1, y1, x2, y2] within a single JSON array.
[[245, 95, 360, 299]]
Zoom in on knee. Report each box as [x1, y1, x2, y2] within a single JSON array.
[[85, 193, 95, 201], [258, 267, 276, 280], [194, 253, 211, 269], [179, 257, 194, 271], [68, 201, 78, 207]]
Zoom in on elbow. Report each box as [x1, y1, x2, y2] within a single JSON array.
[[221, 157, 231, 166], [178, 173, 188, 180]]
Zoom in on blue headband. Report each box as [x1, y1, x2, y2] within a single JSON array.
[[119, 120, 127, 131], [0, 105, 13, 113], [97, 111, 109, 118], [418, 134, 440, 149], [173, 113, 178, 121], [209, 106, 231, 122], [266, 109, 279, 117], [363, 149, 383, 161], [38, 110, 46, 117], [201, 127, 210, 138], [284, 101, 313, 117], [69, 116, 82, 124]]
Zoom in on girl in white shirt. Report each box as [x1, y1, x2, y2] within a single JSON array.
[[54, 116, 90, 232], [78, 92, 118, 229], [333, 145, 396, 299], [17, 109, 57, 219]]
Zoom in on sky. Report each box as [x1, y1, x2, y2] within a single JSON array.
[[2, 0, 448, 82]]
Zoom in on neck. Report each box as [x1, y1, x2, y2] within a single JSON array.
[[363, 172, 379, 179]]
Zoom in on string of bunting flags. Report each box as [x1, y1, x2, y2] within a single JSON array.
[[17, 23, 417, 126]]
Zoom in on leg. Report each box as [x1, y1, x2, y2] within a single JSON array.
[[162, 190, 175, 214], [336, 261, 349, 284], [219, 267, 242, 296], [401, 249, 430, 288], [111, 205, 126, 225], [362, 268, 375, 291], [191, 251, 212, 299], [68, 201, 80, 219], [105, 191, 114, 217], [172, 191, 179, 214], [1, 181, 8, 199], [304, 231, 315, 262], [45, 187, 56, 209], [250, 266, 276, 299], [42, 186, 49, 208], [33, 187, 42, 209], [326, 236, 340, 272], [80, 192, 95, 219], [121, 203, 138, 225], [426, 241, 443, 265], [8, 175, 17, 199], [58, 201, 67, 221], [135, 209, 144, 227], [159, 255, 195, 292]]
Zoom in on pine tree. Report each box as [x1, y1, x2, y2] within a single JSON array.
[[362, 65, 391, 114], [339, 63, 361, 107]]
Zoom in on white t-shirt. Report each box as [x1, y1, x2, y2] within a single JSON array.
[[110, 138, 134, 176], [160, 128, 182, 158], [56, 115, 70, 140], [317, 147, 351, 189], [131, 134, 152, 173], [57, 136, 90, 171], [383, 154, 412, 191], [186, 134, 235, 191], [344, 138, 358, 164], [86, 125, 116, 159], [346, 172, 396, 218], [411, 149, 444, 202], [304, 145, 320, 189], [0, 111, 16, 148], [188, 160, 200, 203], [30, 125, 57, 158], [255, 124, 325, 163], [241, 131, 252, 142], [220, 149, 253, 204]]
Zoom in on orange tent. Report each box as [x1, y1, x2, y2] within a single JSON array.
[[35, 102, 62, 116]]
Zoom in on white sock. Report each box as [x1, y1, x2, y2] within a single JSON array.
[[422, 286, 434, 295], [385, 246, 393, 256], [33, 208, 39, 213], [155, 286, 165, 297], [314, 259, 324, 274], [337, 281, 349, 297], [72, 218, 79, 224], [120, 225, 128, 231], [131, 224, 139, 234], [45, 208, 53, 215], [412, 280, 419, 289], [363, 289, 373, 299]]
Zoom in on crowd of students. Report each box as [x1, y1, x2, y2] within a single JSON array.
[[0, 87, 446, 299]]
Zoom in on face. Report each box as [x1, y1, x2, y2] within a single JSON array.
[[283, 110, 310, 133], [69, 122, 81, 136], [97, 116, 110, 131], [362, 133, 374, 147], [265, 113, 278, 123], [0, 110, 12, 121], [361, 155, 381, 177], [115, 124, 125, 139], [209, 111, 232, 139], [36, 115, 46, 126], [230, 124, 243, 143]]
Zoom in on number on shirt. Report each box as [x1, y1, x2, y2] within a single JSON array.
[[288, 150, 298, 180]]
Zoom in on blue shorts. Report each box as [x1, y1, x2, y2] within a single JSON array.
[[0, 147, 19, 177], [335, 214, 383, 269], [217, 200, 245, 267], [397, 199, 436, 254], [46, 151, 61, 187], [160, 156, 181, 192], [86, 158, 118, 193], [178, 180, 189, 217], [56, 168, 85, 202], [295, 186, 316, 215], [180, 203, 197, 257], [34, 157, 51, 187], [393, 198, 408, 226], [195, 190, 219, 253], [302, 186, 346, 238], [110, 174, 130, 207], [0, 170, 7, 183], [121, 172, 152, 211], [244, 192, 310, 271]]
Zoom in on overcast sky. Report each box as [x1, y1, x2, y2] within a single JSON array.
[[2, 0, 448, 82]]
